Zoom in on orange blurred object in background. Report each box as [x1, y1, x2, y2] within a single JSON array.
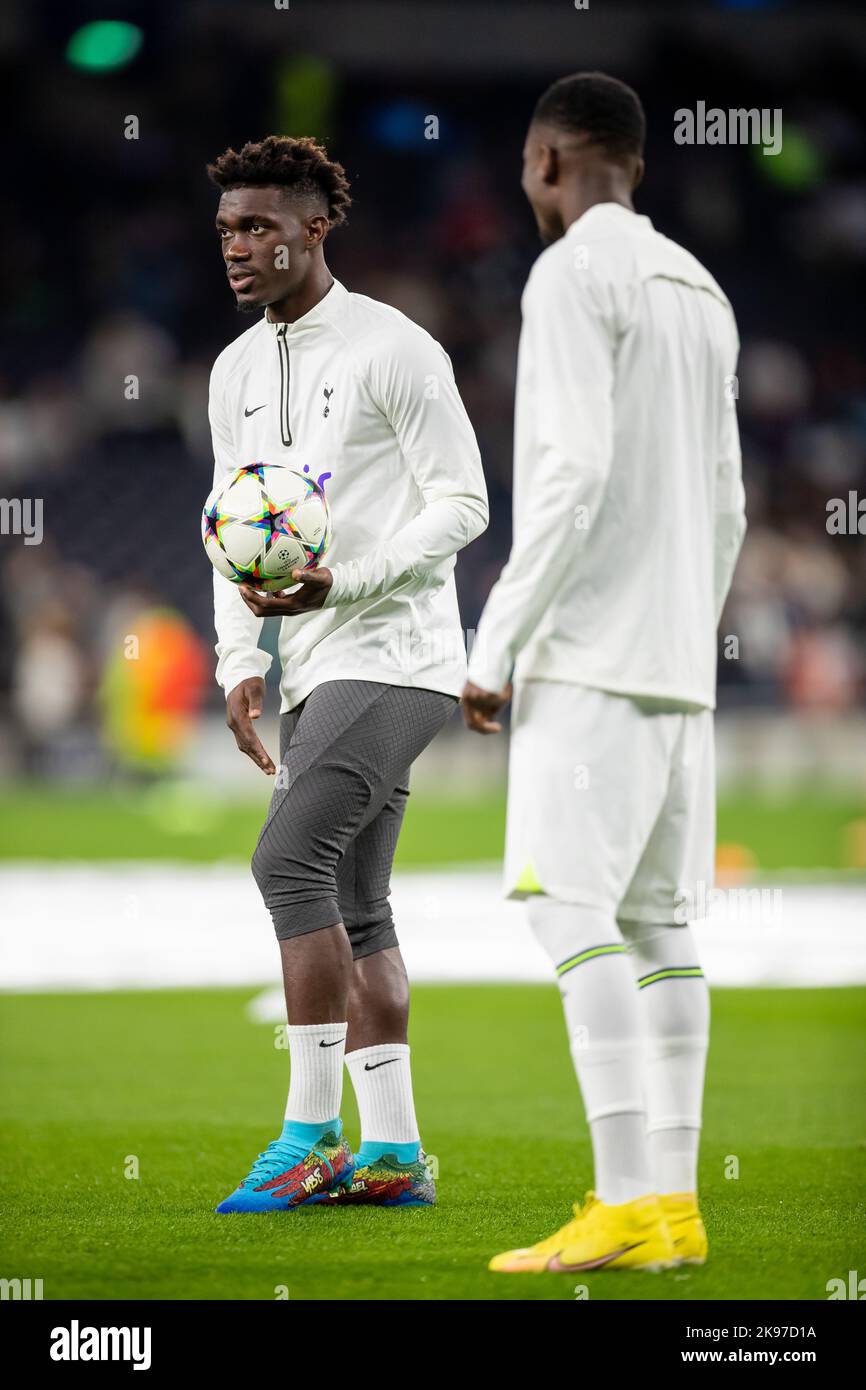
[[100, 608, 208, 772]]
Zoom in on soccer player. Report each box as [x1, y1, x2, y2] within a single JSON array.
[[207, 137, 488, 1212], [463, 74, 746, 1272]]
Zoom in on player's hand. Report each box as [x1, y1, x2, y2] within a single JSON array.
[[461, 680, 512, 734], [226, 676, 276, 775], [238, 568, 333, 616]]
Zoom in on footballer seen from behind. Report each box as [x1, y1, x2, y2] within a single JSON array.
[[463, 74, 746, 1272], [206, 137, 488, 1212]]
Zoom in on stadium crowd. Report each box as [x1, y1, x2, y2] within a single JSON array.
[[0, 14, 864, 775]]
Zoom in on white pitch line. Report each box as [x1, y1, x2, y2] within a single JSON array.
[[0, 863, 864, 993]]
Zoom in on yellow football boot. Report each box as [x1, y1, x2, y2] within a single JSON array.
[[489, 1190, 676, 1273], [661, 1192, 708, 1265]]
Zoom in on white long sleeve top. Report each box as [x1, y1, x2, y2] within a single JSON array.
[[209, 278, 489, 711], [467, 203, 746, 711]]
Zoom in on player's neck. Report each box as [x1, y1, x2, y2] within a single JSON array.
[[266, 262, 335, 324], [560, 178, 634, 235]]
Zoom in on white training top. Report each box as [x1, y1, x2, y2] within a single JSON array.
[[209, 278, 489, 711], [467, 203, 747, 711]]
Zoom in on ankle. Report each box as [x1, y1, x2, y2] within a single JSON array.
[[356, 1139, 421, 1165], [280, 1117, 342, 1149]]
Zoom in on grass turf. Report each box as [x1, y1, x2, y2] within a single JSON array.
[[0, 784, 864, 871], [1, 984, 864, 1301]]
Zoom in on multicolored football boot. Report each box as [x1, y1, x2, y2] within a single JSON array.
[[489, 1190, 676, 1273], [215, 1129, 354, 1213], [311, 1151, 435, 1207]]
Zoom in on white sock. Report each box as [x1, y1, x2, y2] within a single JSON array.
[[591, 1114, 656, 1207], [620, 919, 710, 1195], [345, 1044, 420, 1147], [648, 1127, 702, 1196], [528, 898, 652, 1206], [284, 1022, 347, 1124]]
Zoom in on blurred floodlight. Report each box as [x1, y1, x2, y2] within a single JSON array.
[[753, 125, 823, 191], [275, 56, 337, 142], [370, 101, 431, 150], [66, 21, 143, 73]]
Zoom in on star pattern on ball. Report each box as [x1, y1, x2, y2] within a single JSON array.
[[236, 462, 267, 483], [202, 501, 226, 546]]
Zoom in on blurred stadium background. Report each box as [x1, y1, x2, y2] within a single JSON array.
[[1, 0, 865, 982], [2, 0, 865, 1307]]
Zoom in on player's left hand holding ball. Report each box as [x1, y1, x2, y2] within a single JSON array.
[[238, 567, 333, 616]]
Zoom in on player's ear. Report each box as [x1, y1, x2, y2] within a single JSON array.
[[540, 143, 559, 187], [306, 214, 330, 248], [631, 156, 645, 192]]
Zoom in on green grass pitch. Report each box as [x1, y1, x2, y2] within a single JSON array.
[[1, 984, 864, 1301], [0, 784, 865, 871]]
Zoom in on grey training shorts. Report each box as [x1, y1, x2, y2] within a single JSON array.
[[251, 678, 458, 959]]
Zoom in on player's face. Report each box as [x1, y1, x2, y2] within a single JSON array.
[[215, 187, 323, 312], [521, 126, 563, 244]]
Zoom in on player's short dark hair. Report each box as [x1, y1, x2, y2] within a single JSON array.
[[206, 135, 352, 227], [532, 72, 645, 160]]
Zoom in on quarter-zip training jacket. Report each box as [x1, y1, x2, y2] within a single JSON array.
[[208, 278, 489, 711]]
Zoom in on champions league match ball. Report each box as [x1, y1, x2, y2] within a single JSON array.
[[202, 462, 331, 592]]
